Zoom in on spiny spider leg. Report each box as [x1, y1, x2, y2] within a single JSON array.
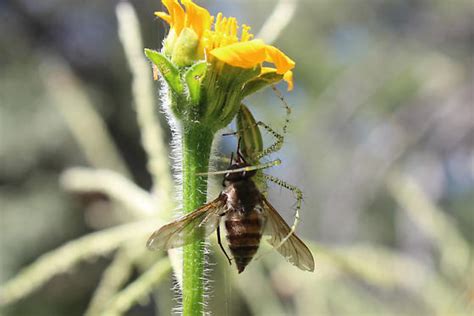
[[196, 159, 281, 176], [263, 173, 303, 251], [255, 85, 292, 159], [223, 85, 292, 161], [254, 121, 285, 160], [270, 85, 291, 137], [223, 120, 285, 160]]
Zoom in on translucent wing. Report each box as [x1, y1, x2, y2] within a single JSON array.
[[147, 196, 226, 251], [262, 196, 315, 272]]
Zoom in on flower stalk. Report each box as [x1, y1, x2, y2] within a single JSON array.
[[181, 124, 214, 315], [146, 1, 297, 314]]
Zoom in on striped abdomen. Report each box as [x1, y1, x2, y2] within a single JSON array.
[[225, 210, 264, 273]]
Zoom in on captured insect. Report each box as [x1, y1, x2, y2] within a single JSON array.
[[147, 86, 314, 273], [147, 143, 314, 273]]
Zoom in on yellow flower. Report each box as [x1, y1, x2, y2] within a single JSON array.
[[155, 0, 295, 90]]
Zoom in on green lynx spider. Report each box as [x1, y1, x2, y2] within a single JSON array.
[[201, 86, 303, 251]]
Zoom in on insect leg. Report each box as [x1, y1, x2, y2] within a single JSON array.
[[222, 130, 240, 137], [229, 151, 234, 167], [217, 219, 232, 265], [221, 152, 235, 186], [263, 174, 303, 249]]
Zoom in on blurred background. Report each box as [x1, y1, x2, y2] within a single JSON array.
[[1, 0, 473, 315]]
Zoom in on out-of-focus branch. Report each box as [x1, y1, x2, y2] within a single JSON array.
[[386, 170, 472, 282], [0, 220, 161, 306], [311, 243, 428, 289], [61, 167, 156, 217], [256, 0, 299, 45], [115, 1, 182, 290], [101, 257, 171, 316], [116, 1, 174, 206], [60, 167, 182, 287], [295, 243, 471, 316], [41, 59, 131, 178], [235, 264, 287, 316], [84, 243, 146, 316]]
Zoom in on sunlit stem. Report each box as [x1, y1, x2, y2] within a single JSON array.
[[181, 123, 214, 316]]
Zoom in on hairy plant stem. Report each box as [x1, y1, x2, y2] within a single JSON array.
[[181, 123, 214, 316]]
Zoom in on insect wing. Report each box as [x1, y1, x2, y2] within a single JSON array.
[[262, 196, 315, 272], [147, 196, 225, 251]]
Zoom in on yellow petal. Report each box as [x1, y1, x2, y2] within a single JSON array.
[[210, 39, 295, 77], [154, 11, 172, 25], [259, 67, 294, 91], [162, 0, 185, 34], [283, 71, 294, 91], [210, 39, 267, 68], [182, 0, 211, 38], [260, 67, 277, 74], [264, 45, 295, 75]]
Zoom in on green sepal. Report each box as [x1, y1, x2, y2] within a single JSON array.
[[236, 65, 263, 86], [185, 61, 208, 105], [242, 71, 284, 98], [144, 49, 183, 94], [213, 65, 262, 127], [237, 104, 263, 163]]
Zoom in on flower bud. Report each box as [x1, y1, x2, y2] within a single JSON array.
[[170, 28, 199, 67]]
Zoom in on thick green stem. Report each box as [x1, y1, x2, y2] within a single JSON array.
[[181, 123, 214, 316]]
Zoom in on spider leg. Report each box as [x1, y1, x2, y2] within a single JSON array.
[[263, 173, 303, 249], [197, 159, 281, 176]]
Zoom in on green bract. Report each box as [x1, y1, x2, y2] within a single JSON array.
[[145, 49, 263, 132]]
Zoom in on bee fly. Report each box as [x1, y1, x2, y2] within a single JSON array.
[[146, 145, 315, 273]]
